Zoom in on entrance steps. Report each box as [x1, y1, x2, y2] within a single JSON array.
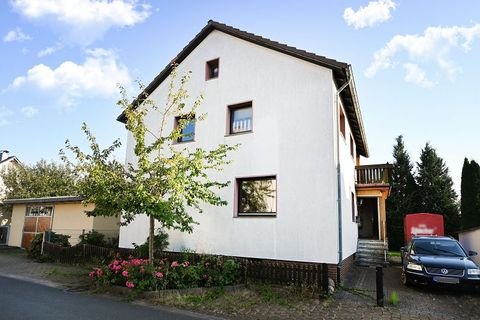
[[355, 239, 388, 267]]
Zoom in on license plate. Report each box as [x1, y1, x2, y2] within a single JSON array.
[[433, 276, 460, 284]]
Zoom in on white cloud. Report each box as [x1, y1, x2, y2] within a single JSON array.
[[3, 28, 31, 42], [11, 0, 151, 45], [21, 106, 39, 117], [403, 63, 436, 88], [37, 43, 63, 57], [11, 48, 131, 107], [344, 0, 396, 29], [0, 107, 13, 126], [365, 24, 480, 85]]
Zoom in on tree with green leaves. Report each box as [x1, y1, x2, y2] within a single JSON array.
[[416, 143, 459, 236], [61, 70, 237, 262], [387, 135, 418, 250], [460, 158, 480, 229], [1, 159, 76, 199]]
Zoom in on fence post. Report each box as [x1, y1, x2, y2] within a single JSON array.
[[41, 231, 46, 255], [47, 229, 52, 242], [244, 259, 248, 287], [82, 229, 86, 262], [322, 263, 329, 297], [376, 266, 384, 307]]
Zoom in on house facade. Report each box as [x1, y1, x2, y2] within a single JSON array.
[[5, 196, 120, 249], [118, 21, 389, 278]]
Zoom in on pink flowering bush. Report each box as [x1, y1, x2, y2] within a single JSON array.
[[89, 255, 241, 292]]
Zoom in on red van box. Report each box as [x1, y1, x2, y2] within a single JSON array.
[[404, 213, 444, 244]]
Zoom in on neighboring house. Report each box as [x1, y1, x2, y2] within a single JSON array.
[[459, 227, 480, 265], [118, 21, 390, 280], [4, 196, 120, 249], [0, 150, 21, 200], [0, 150, 21, 244]]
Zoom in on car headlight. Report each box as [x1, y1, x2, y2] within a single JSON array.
[[407, 262, 423, 271], [467, 268, 480, 275]]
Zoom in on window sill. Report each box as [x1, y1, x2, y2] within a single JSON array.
[[206, 77, 218, 81], [174, 139, 195, 144], [225, 130, 253, 137], [235, 213, 277, 218]]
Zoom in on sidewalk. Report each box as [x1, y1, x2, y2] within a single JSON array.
[[0, 246, 91, 289]]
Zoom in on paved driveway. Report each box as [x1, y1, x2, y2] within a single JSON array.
[[340, 264, 479, 320]]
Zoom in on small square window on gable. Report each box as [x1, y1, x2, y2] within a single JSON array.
[[340, 108, 346, 139], [206, 58, 219, 80], [174, 114, 195, 143], [229, 102, 253, 134]]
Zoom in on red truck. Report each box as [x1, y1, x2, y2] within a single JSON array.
[[404, 213, 444, 244]]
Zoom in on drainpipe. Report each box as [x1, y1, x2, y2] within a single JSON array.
[[336, 67, 352, 283]]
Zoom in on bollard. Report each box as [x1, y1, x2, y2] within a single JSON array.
[[376, 266, 384, 307]]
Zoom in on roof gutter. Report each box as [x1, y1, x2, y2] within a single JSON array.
[[335, 68, 352, 283]]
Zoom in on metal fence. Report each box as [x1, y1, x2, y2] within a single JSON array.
[[45, 228, 119, 246]]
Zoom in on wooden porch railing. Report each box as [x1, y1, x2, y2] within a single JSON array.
[[356, 164, 392, 185]]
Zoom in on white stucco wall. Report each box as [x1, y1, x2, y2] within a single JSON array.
[[459, 228, 480, 265], [119, 30, 359, 264]]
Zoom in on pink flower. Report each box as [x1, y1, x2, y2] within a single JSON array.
[[121, 260, 129, 266], [95, 268, 103, 276], [122, 270, 129, 277], [155, 272, 164, 280], [126, 281, 135, 289], [89, 271, 95, 279], [113, 260, 120, 266], [171, 261, 179, 268]]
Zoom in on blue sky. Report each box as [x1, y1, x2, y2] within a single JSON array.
[[1, 0, 479, 192]]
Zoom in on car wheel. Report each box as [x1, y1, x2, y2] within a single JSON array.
[[401, 269, 412, 286]]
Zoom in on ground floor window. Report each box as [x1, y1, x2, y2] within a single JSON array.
[[237, 176, 277, 216]]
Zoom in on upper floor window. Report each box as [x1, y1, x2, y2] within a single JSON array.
[[340, 108, 346, 139], [350, 135, 355, 158], [206, 58, 219, 80], [229, 102, 252, 134], [175, 114, 195, 143], [237, 176, 277, 216], [26, 206, 53, 217]]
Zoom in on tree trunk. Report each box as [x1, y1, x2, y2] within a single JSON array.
[[149, 215, 154, 264]]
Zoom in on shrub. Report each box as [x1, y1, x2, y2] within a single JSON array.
[[89, 254, 241, 292], [78, 230, 107, 247], [28, 231, 71, 260], [132, 229, 169, 258]]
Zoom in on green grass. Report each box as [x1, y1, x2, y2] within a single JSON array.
[[388, 251, 401, 257]]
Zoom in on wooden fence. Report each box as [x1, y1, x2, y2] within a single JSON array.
[[42, 242, 329, 294]]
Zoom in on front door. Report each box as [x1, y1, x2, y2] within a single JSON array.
[[357, 197, 379, 239]]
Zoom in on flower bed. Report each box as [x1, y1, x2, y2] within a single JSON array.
[[89, 255, 242, 292]]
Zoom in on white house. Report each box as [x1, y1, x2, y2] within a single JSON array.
[[118, 21, 390, 280]]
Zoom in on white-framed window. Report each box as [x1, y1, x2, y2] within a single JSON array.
[[174, 113, 196, 143], [237, 176, 277, 216], [26, 206, 53, 217]]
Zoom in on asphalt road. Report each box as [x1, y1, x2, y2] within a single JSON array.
[[0, 275, 215, 320]]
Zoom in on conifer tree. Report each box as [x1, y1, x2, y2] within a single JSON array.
[[387, 135, 417, 250], [460, 158, 480, 229], [416, 143, 459, 236]]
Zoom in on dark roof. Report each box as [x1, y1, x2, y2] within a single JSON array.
[[2, 196, 84, 205], [117, 20, 368, 157], [0, 156, 20, 166]]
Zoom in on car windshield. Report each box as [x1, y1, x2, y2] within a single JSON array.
[[412, 239, 466, 257]]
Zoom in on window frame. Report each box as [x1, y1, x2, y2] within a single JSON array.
[[205, 58, 220, 80], [236, 175, 277, 217], [339, 107, 346, 139], [227, 101, 253, 135], [25, 205, 54, 217], [174, 113, 196, 143]]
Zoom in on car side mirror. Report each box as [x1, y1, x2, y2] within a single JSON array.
[[469, 250, 478, 256]]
